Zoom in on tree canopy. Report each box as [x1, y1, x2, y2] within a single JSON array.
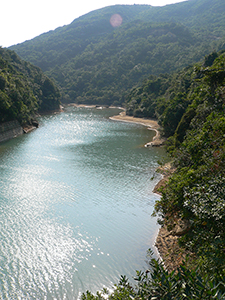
[[149, 51, 225, 271], [4, 0, 225, 296], [0, 47, 60, 125], [80, 49, 225, 300], [10, 0, 225, 105]]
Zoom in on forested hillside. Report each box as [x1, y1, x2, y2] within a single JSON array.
[[81, 50, 225, 300], [154, 51, 225, 266], [127, 50, 225, 263], [0, 47, 60, 125], [10, 0, 225, 105], [5, 0, 225, 297]]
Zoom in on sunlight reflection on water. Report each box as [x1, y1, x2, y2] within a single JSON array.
[[0, 107, 167, 299]]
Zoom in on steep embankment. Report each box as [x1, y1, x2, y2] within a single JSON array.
[[148, 51, 225, 274], [111, 51, 225, 274], [0, 120, 23, 143], [0, 47, 61, 142]]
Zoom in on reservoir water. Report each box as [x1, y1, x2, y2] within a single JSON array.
[[0, 106, 167, 299]]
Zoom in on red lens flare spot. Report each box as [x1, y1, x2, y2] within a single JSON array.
[[110, 14, 123, 27]]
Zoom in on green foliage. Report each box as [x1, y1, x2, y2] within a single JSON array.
[[5, 1, 225, 295], [81, 250, 225, 299], [10, 0, 225, 105], [0, 47, 60, 125], [126, 65, 197, 137], [153, 52, 225, 273]]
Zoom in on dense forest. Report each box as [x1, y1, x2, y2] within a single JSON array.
[[10, 0, 225, 105], [81, 50, 225, 300], [0, 47, 60, 125], [3, 0, 225, 298]]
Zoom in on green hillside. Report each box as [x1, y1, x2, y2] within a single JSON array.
[[5, 1, 225, 297], [154, 51, 225, 263], [10, 0, 225, 105], [0, 47, 60, 125], [126, 49, 225, 261], [81, 49, 225, 300]]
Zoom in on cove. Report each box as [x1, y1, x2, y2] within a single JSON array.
[[0, 106, 167, 299]]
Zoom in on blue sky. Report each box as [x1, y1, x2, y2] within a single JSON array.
[[1, 0, 187, 47]]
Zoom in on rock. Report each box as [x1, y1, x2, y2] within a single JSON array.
[[155, 221, 192, 272], [31, 120, 39, 128], [172, 219, 191, 236], [155, 226, 185, 272]]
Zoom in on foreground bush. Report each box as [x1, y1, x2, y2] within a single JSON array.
[[81, 251, 225, 300]]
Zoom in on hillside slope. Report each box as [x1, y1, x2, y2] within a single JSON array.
[[127, 49, 225, 272], [10, 0, 225, 105], [80, 49, 225, 300], [153, 50, 225, 273], [0, 47, 60, 125]]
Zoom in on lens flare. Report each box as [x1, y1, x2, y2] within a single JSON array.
[[110, 14, 123, 27]]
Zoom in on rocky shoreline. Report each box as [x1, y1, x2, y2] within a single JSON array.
[[0, 106, 65, 144], [0, 120, 40, 144], [153, 162, 193, 271]]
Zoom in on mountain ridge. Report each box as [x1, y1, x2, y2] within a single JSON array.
[[10, 0, 225, 105]]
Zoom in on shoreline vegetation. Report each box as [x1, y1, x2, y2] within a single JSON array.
[[109, 109, 191, 272], [153, 163, 189, 271]]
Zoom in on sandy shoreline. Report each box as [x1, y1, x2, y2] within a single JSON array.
[[67, 105, 166, 146], [109, 111, 166, 147]]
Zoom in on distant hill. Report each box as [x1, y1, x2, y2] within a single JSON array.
[[10, 0, 225, 105], [0, 47, 60, 125]]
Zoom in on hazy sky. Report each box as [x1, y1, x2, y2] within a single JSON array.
[[1, 0, 187, 48]]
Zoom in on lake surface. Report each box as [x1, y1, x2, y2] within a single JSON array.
[[0, 106, 167, 299]]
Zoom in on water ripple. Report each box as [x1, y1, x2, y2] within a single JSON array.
[[0, 107, 167, 299]]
